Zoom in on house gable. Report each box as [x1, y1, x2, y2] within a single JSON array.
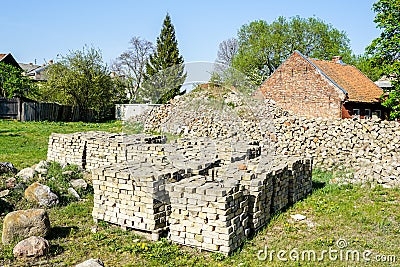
[[260, 51, 346, 119], [0, 53, 22, 70]]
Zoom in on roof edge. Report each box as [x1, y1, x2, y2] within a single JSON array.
[[294, 50, 349, 96]]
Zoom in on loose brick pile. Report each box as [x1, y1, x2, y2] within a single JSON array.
[[47, 132, 313, 255]]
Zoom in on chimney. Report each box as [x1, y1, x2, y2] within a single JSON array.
[[332, 56, 343, 63]]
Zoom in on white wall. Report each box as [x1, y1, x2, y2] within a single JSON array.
[[115, 104, 162, 121]]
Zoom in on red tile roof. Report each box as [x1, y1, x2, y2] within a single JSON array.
[[0, 54, 7, 61], [308, 57, 383, 103]]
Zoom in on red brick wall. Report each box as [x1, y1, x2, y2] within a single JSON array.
[[260, 52, 346, 119]]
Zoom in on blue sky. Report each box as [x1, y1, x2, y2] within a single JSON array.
[[1, 0, 380, 66]]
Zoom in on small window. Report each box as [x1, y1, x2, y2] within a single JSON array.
[[372, 110, 381, 119], [353, 109, 360, 118], [365, 109, 371, 119]]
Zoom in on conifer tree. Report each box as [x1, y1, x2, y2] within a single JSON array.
[[144, 14, 186, 104]]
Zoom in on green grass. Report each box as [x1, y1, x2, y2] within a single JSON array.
[[0, 120, 399, 266]]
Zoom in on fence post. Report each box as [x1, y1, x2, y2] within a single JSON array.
[[18, 98, 22, 121]]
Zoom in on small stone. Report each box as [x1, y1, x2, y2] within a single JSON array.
[[13, 236, 50, 258], [0, 162, 17, 175], [61, 162, 69, 169], [68, 187, 80, 200], [0, 189, 10, 198], [290, 214, 307, 222], [62, 170, 73, 176], [25, 182, 59, 207], [36, 168, 48, 175], [14, 182, 27, 190], [70, 179, 88, 190], [35, 160, 49, 170], [75, 258, 105, 267], [5, 177, 17, 189], [16, 167, 36, 182], [35, 161, 49, 174]]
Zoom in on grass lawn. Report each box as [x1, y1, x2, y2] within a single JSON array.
[[0, 120, 399, 266]]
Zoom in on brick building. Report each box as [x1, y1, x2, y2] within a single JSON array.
[[259, 51, 386, 119]]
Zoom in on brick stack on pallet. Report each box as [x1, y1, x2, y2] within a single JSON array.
[[92, 160, 183, 239], [166, 175, 249, 255], [246, 172, 274, 232]]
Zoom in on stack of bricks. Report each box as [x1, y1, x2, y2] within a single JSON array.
[[166, 175, 249, 255], [85, 134, 127, 170], [48, 131, 167, 170], [287, 157, 313, 204], [246, 172, 274, 232], [47, 132, 88, 168], [215, 161, 274, 233], [214, 140, 261, 165], [164, 138, 220, 175], [85, 133, 167, 170], [48, 132, 314, 255], [270, 165, 290, 213], [92, 160, 182, 238]]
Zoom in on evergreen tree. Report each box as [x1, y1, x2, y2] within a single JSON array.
[[144, 14, 186, 104]]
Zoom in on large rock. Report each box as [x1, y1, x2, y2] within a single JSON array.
[[2, 209, 50, 245], [0, 162, 17, 175], [13, 236, 50, 258], [76, 258, 105, 267], [16, 167, 36, 181], [25, 182, 59, 207]]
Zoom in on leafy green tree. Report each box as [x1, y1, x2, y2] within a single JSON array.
[[144, 14, 186, 104], [367, 0, 400, 119], [0, 62, 35, 98], [233, 16, 352, 85], [42, 46, 123, 121], [350, 54, 382, 82]]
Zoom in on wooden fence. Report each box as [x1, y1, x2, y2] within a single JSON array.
[[0, 98, 20, 120], [0, 98, 97, 122]]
